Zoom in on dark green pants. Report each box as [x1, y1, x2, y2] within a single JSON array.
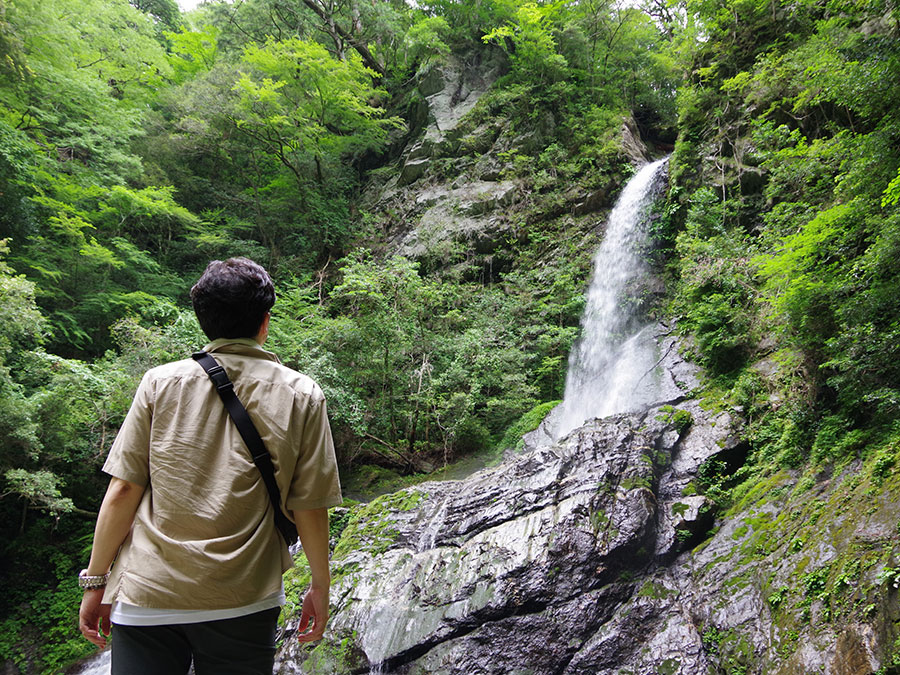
[[110, 607, 280, 675]]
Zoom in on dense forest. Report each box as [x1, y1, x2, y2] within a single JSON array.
[[0, 0, 898, 671]]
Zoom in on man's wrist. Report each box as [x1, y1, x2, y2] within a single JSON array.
[[78, 569, 110, 590]]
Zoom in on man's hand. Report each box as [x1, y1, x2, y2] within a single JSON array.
[[293, 508, 331, 642], [297, 586, 329, 643], [79, 588, 111, 648]]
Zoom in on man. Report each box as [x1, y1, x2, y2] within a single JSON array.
[[79, 257, 342, 674]]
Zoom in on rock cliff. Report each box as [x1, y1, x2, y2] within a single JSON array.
[[277, 330, 900, 674], [363, 50, 644, 268], [276, 333, 707, 673]]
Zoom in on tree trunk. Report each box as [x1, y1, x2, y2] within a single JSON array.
[[299, 0, 385, 75]]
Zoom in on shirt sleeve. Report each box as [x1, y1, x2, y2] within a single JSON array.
[[285, 388, 342, 511], [102, 371, 154, 487]]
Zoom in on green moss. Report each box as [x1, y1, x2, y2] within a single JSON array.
[[282, 551, 312, 627], [377, 489, 427, 512], [496, 399, 561, 452], [621, 475, 652, 491], [329, 500, 359, 543], [637, 581, 676, 600], [729, 471, 791, 515], [301, 629, 367, 672], [332, 488, 426, 562], [732, 524, 749, 540], [656, 405, 695, 434], [702, 627, 753, 674]]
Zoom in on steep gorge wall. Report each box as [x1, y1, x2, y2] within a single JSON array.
[[360, 50, 650, 270]]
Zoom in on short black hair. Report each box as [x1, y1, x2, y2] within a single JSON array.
[[190, 257, 275, 341]]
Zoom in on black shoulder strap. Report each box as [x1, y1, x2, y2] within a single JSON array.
[[191, 350, 298, 546]]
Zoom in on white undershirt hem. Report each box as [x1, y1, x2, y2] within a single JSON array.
[[110, 588, 285, 626]]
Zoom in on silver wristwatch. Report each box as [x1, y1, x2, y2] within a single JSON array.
[[78, 569, 110, 590]]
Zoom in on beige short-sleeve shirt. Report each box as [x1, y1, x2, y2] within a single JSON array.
[[101, 338, 342, 610]]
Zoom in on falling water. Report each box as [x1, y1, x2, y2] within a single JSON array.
[[66, 648, 110, 675], [554, 157, 669, 440]]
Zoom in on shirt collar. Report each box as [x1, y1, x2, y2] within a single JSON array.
[[203, 338, 281, 364]]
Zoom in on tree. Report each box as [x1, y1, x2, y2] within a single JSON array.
[[1, 0, 171, 182], [231, 38, 401, 259], [295, 0, 387, 75], [130, 0, 182, 32], [234, 38, 398, 182], [482, 2, 568, 85]]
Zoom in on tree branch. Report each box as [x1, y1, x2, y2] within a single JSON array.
[[298, 0, 385, 75]]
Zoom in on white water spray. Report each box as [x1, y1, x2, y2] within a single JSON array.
[[554, 157, 669, 440], [67, 648, 110, 675]]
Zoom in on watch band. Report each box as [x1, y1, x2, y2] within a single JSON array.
[[78, 569, 109, 590]]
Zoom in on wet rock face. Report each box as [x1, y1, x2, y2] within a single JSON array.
[[278, 409, 686, 674], [273, 330, 900, 674], [275, 354, 753, 675]]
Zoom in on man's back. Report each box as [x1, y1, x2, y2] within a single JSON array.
[[102, 338, 340, 611], [79, 258, 341, 672]]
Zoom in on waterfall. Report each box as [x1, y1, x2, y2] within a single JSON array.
[[554, 157, 669, 440], [66, 648, 110, 675]]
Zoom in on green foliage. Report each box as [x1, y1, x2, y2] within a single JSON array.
[[2, 0, 899, 670], [669, 0, 900, 492], [670, 188, 756, 375], [403, 15, 451, 71], [756, 200, 867, 354], [234, 38, 397, 165], [0, 0, 171, 180], [269, 250, 572, 466], [166, 26, 219, 82], [702, 625, 724, 652], [0, 240, 46, 353], [0, 0, 675, 670], [767, 585, 790, 609], [656, 405, 694, 433], [870, 436, 898, 487], [483, 2, 568, 85], [802, 565, 830, 600], [696, 455, 740, 507], [229, 38, 401, 260], [496, 400, 561, 453], [2, 469, 74, 518], [876, 565, 900, 589], [884, 169, 900, 208], [420, 0, 517, 47]]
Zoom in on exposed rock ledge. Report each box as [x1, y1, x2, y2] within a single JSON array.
[[277, 331, 900, 674], [275, 333, 743, 674]]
